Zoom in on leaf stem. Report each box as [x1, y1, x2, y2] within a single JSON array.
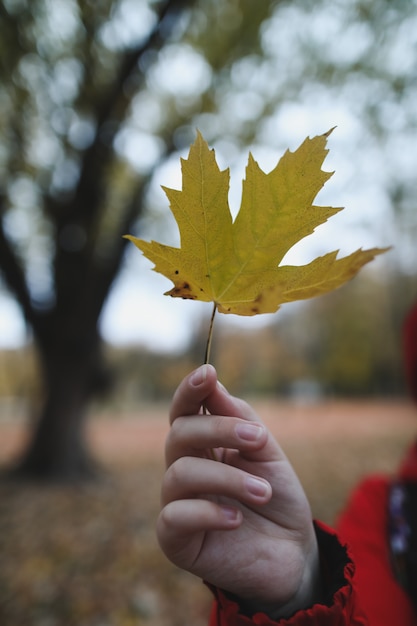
[[204, 302, 217, 365], [203, 303, 218, 462]]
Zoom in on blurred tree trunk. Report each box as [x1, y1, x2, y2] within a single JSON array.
[[15, 325, 108, 480]]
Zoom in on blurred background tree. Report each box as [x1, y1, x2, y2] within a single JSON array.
[[0, 0, 416, 480]]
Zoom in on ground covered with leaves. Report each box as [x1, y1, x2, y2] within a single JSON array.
[[0, 399, 416, 626]]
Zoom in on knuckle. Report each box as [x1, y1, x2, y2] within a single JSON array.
[[164, 417, 188, 460], [166, 416, 186, 445], [165, 455, 190, 486], [159, 502, 176, 529]]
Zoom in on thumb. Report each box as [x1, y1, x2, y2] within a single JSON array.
[[170, 364, 217, 423]]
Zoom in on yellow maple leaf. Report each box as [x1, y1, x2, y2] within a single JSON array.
[[126, 130, 388, 316]]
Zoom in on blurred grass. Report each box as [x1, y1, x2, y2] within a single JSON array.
[[0, 398, 416, 626]]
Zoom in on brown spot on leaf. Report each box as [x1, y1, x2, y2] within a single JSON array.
[[168, 281, 196, 300]]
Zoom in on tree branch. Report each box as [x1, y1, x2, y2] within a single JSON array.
[[0, 212, 35, 329], [49, 0, 196, 226], [84, 127, 180, 323]]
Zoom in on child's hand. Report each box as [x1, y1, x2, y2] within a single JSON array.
[[157, 365, 321, 619]]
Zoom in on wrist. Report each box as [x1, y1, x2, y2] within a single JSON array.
[[240, 547, 322, 621], [231, 528, 322, 621], [266, 547, 322, 620]]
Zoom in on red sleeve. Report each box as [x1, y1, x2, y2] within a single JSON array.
[[207, 522, 368, 626], [336, 476, 416, 626]]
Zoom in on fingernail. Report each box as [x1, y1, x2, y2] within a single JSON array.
[[235, 423, 264, 441], [220, 506, 240, 523], [246, 477, 270, 498], [190, 365, 208, 387]]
